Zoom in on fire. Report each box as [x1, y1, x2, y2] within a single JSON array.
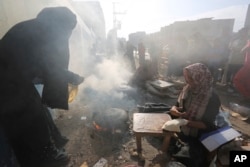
[[93, 121, 107, 131]]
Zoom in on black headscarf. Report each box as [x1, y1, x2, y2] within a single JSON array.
[[37, 7, 77, 34], [0, 7, 78, 110]]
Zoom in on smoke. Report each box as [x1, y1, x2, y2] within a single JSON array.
[[83, 57, 131, 92], [68, 23, 138, 112], [78, 54, 137, 112], [68, 20, 137, 111], [62, 1, 138, 112]]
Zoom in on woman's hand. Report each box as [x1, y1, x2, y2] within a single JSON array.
[[170, 106, 186, 117]]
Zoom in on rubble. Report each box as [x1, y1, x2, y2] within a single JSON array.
[[93, 158, 108, 167]]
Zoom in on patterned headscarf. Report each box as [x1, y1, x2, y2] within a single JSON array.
[[178, 63, 213, 136], [178, 63, 213, 119]]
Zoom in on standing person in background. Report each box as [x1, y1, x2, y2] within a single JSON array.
[[207, 38, 228, 84], [223, 27, 249, 89], [0, 7, 84, 167], [138, 41, 146, 67], [187, 33, 211, 65], [233, 28, 250, 101], [167, 35, 189, 79], [124, 41, 136, 72], [148, 39, 161, 77], [129, 60, 156, 88]]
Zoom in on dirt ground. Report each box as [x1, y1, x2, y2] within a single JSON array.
[[55, 82, 250, 167]]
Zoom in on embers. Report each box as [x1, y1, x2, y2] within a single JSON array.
[[92, 108, 128, 134], [92, 121, 108, 132]]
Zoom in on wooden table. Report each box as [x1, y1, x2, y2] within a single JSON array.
[[133, 113, 173, 153]]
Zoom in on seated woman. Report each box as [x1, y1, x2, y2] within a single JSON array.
[[165, 63, 221, 167]]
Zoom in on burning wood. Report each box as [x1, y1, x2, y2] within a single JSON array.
[[92, 108, 129, 133], [93, 121, 107, 131]]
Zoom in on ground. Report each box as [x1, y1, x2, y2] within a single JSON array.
[[55, 82, 250, 167]]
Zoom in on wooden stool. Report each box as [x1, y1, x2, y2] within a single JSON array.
[[133, 113, 173, 153]]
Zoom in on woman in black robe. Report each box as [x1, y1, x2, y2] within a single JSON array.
[[0, 7, 84, 167]]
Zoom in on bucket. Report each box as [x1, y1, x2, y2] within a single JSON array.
[[68, 84, 78, 103]]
